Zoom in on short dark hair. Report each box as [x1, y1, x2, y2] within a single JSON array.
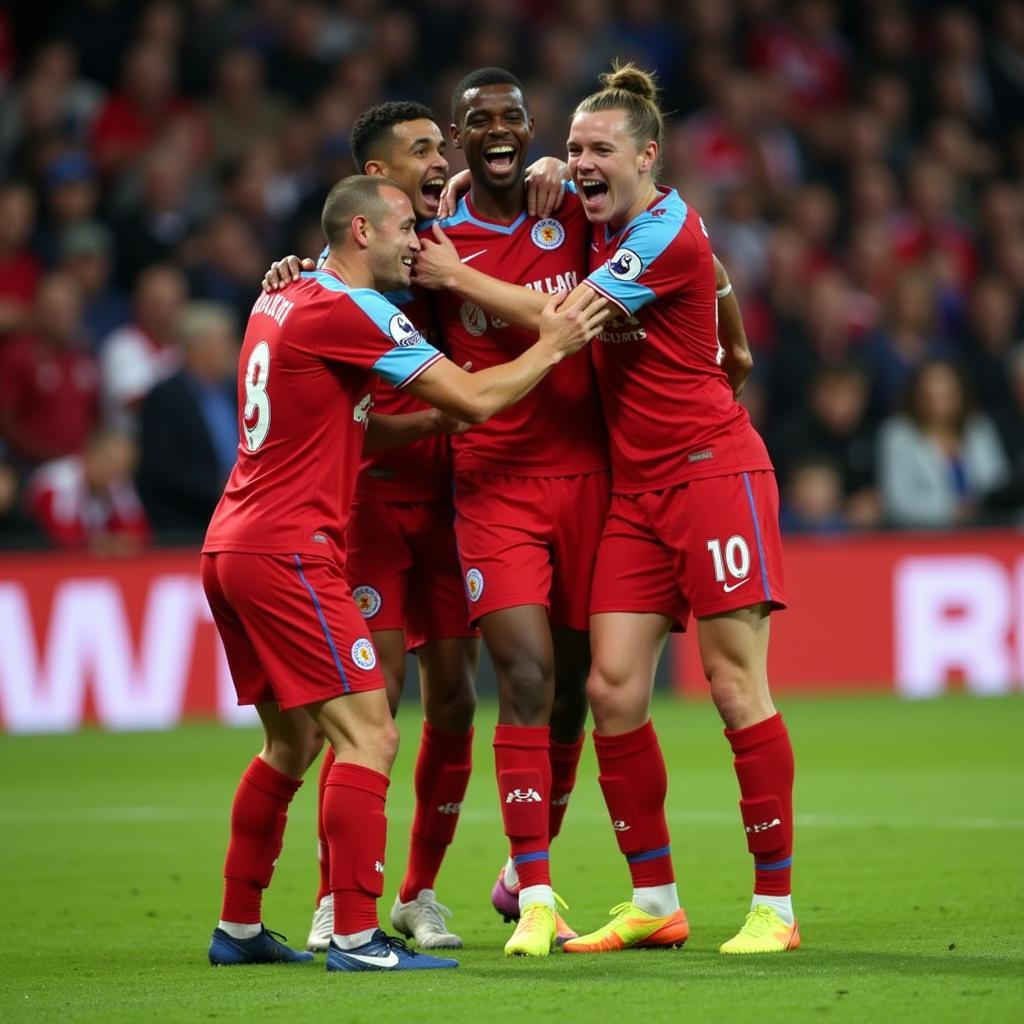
[[450, 67, 526, 126], [321, 175, 401, 247], [350, 101, 435, 171]]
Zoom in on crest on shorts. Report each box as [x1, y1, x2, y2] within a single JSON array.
[[465, 568, 484, 603], [353, 585, 381, 618], [351, 637, 377, 670], [460, 301, 487, 337], [388, 312, 421, 347], [531, 218, 565, 250], [607, 247, 643, 282]]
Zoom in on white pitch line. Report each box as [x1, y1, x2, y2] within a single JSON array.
[[0, 807, 1021, 831]]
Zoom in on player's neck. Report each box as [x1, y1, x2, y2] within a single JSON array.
[[610, 180, 661, 234], [321, 252, 373, 290], [468, 181, 525, 225]]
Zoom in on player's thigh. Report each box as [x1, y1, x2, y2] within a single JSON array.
[[201, 553, 275, 706], [371, 628, 407, 715], [479, 603, 556, 724], [346, 500, 414, 635], [306, 688, 399, 777], [217, 552, 387, 710], [548, 472, 611, 631], [453, 472, 555, 624], [550, 624, 590, 743], [588, 611, 673, 732], [417, 636, 479, 732]]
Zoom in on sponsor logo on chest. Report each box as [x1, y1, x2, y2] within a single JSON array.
[[523, 270, 579, 295]]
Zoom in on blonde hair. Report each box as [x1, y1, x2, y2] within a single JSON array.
[[574, 62, 664, 176]]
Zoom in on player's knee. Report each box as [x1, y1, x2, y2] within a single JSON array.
[[550, 683, 588, 741], [706, 664, 771, 730], [494, 651, 552, 723], [425, 682, 476, 733]]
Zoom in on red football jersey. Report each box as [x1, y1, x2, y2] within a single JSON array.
[[202, 270, 444, 563], [584, 187, 772, 493], [432, 190, 607, 476], [353, 285, 452, 503]]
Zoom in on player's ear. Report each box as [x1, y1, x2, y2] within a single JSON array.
[[638, 140, 658, 175], [527, 114, 536, 140], [351, 214, 372, 248], [364, 160, 387, 178], [449, 123, 462, 150]]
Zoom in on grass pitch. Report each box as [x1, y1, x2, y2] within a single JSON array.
[[1, 692, 1022, 1023]]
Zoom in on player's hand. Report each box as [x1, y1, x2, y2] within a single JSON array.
[[412, 224, 462, 290], [436, 169, 471, 219], [538, 288, 608, 360], [432, 408, 473, 435], [525, 157, 568, 218], [262, 255, 314, 293]]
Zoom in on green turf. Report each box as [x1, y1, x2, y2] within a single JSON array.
[[1, 693, 1022, 1023]]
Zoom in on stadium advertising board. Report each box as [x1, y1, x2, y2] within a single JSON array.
[[2, 532, 1022, 733]]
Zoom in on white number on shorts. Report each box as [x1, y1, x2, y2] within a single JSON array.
[[243, 341, 271, 451], [706, 535, 751, 582]]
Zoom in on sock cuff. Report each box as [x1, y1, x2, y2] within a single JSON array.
[[422, 720, 475, 757], [593, 719, 658, 759], [244, 755, 303, 800], [493, 723, 550, 750], [326, 761, 390, 799], [549, 734, 585, 763], [724, 712, 787, 754]]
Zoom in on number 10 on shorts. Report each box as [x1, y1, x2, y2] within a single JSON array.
[[706, 535, 751, 583]]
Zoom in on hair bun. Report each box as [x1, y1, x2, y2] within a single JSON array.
[[599, 62, 658, 101]]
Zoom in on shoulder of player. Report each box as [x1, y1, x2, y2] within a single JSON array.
[[621, 192, 708, 260]]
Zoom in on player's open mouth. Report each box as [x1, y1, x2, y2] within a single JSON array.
[[401, 256, 414, 268], [483, 144, 517, 173], [579, 178, 608, 200], [420, 177, 445, 208]]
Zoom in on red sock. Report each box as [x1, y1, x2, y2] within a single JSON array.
[[221, 756, 303, 924], [548, 735, 584, 842], [315, 747, 335, 903], [725, 712, 794, 897], [324, 761, 389, 937], [594, 721, 675, 888], [399, 722, 474, 902], [494, 724, 551, 889]]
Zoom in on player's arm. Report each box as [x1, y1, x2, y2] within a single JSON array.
[[262, 255, 315, 292], [436, 158, 569, 219], [405, 290, 604, 422], [414, 223, 608, 332], [363, 408, 469, 453], [714, 256, 753, 399]]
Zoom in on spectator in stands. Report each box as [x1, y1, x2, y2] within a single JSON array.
[[186, 211, 265, 328], [964, 275, 1022, 415], [0, 272, 97, 470], [779, 454, 848, 534], [99, 263, 186, 433], [0, 457, 42, 547], [59, 221, 130, 350], [773, 363, 881, 528], [0, 182, 41, 340], [878, 359, 1010, 528], [25, 427, 149, 553], [137, 301, 238, 534], [35, 152, 102, 265]]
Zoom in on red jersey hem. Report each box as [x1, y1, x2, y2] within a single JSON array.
[[610, 459, 775, 495]]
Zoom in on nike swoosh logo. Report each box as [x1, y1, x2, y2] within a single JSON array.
[[723, 578, 750, 593], [341, 949, 400, 968], [461, 249, 488, 264]]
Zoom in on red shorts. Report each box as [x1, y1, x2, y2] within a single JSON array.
[[453, 471, 611, 630], [590, 470, 787, 628], [345, 499, 478, 651], [201, 551, 386, 710]]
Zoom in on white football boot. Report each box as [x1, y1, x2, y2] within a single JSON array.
[[390, 889, 463, 949]]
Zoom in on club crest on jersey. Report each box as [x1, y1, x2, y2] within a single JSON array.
[[531, 218, 565, 250], [465, 568, 484, 602], [351, 637, 377, 670], [460, 301, 487, 337], [353, 585, 381, 618], [388, 312, 421, 347], [608, 247, 643, 282]]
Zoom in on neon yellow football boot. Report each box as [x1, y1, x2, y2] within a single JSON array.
[[503, 903, 557, 957], [719, 904, 800, 954], [562, 902, 689, 953]]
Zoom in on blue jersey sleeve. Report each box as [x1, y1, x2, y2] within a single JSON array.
[[585, 195, 692, 315]]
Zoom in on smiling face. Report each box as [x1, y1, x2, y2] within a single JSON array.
[[452, 83, 534, 194], [568, 108, 657, 229], [367, 118, 448, 222], [365, 185, 421, 292]]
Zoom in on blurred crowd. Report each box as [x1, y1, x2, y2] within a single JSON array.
[[0, 0, 1022, 553]]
